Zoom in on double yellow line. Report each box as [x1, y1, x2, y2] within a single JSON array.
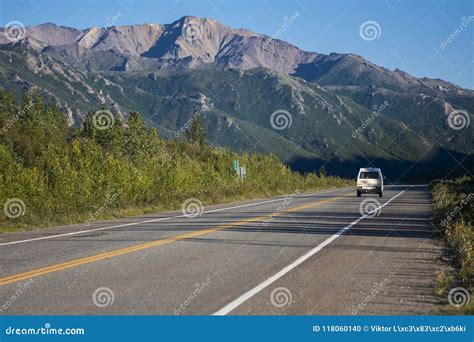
[[0, 196, 341, 286]]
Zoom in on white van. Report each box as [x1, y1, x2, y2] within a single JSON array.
[[356, 168, 383, 197]]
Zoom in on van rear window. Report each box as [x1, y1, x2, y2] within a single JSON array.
[[359, 172, 379, 179]]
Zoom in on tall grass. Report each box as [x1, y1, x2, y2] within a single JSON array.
[[431, 176, 473, 314]]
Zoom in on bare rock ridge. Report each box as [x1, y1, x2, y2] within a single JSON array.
[[1, 16, 470, 97], [2, 16, 317, 73]]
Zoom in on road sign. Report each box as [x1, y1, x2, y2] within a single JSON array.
[[233, 160, 239, 171], [238, 166, 247, 179]]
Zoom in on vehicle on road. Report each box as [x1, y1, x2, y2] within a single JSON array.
[[356, 168, 383, 197]]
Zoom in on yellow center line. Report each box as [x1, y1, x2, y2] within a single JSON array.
[[0, 196, 342, 286]]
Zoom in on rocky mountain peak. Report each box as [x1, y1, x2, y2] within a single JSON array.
[[1, 16, 471, 94]]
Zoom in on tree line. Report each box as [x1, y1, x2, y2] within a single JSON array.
[[0, 90, 349, 230]]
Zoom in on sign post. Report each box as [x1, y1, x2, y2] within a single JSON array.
[[238, 166, 246, 179], [233, 160, 246, 179]]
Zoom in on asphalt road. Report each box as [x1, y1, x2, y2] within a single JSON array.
[[0, 185, 442, 315]]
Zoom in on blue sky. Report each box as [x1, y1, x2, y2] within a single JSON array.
[[1, 0, 473, 88]]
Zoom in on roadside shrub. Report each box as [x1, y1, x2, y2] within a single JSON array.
[[0, 90, 351, 231], [431, 176, 473, 313]]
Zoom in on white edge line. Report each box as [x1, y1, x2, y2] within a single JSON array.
[[0, 187, 351, 246], [212, 187, 410, 316]]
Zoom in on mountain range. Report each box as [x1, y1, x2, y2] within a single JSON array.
[[0, 16, 472, 179]]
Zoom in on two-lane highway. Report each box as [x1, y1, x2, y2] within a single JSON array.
[[0, 185, 442, 315]]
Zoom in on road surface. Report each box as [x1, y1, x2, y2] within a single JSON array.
[[0, 185, 442, 315]]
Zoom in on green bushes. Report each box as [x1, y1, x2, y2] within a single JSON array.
[[431, 176, 473, 313], [0, 91, 350, 231]]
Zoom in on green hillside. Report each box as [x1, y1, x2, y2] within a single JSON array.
[[0, 45, 472, 180]]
